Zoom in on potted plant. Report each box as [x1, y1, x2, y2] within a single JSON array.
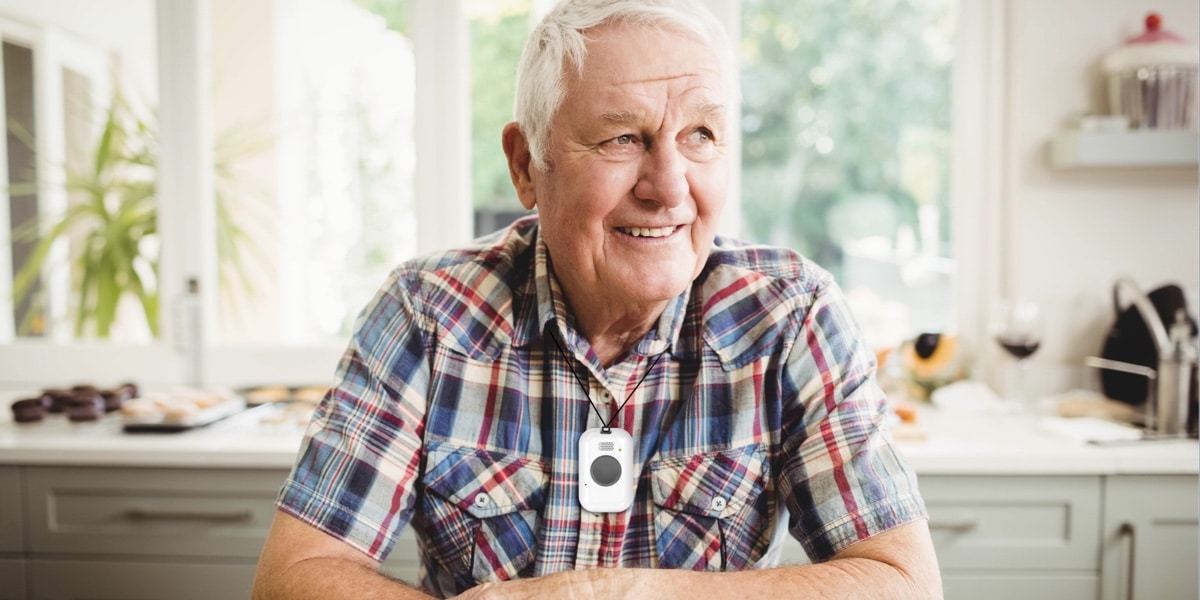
[[9, 88, 262, 339]]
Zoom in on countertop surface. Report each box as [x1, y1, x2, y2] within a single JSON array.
[[1, 400, 1197, 475]]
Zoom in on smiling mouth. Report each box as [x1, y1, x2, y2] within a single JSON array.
[[618, 226, 678, 238]]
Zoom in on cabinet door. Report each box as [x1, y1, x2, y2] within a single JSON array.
[[29, 559, 256, 599], [1101, 475, 1199, 600], [380, 528, 421, 586], [0, 559, 27, 600], [0, 467, 21, 553], [921, 475, 1102, 571], [25, 466, 287, 559], [943, 572, 1098, 600]]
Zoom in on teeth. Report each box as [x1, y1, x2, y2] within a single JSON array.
[[621, 226, 674, 238]]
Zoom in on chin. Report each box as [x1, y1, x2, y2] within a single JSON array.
[[624, 271, 693, 303]]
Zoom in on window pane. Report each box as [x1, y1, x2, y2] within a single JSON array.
[[4, 41, 38, 337], [739, 0, 956, 349], [212, 0, 417, 343], [468, 0, 532, 237], [1, 7, 152, 343]]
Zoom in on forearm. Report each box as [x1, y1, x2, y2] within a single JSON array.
[[458, 559, 937, 600], [610, 558, 933, 600], [458, 521, 942, 600], [253, 556, 433, 600]]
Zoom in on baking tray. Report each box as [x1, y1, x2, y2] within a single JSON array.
[[239, 385, 329, 406], [122, 397, 247, 433]]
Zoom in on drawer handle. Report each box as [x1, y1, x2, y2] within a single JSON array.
[[928, 519, 979, 533], [1118, 522, 1136, 600], [124, 508, 254, 523]]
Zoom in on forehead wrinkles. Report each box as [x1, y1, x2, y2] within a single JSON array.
[[598, 99, 726, 128]]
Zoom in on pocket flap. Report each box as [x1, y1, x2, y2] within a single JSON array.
[[423, 441, 548, 519], [650, 444, 769, 519]]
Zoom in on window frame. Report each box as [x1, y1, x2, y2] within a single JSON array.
[[0, 0, 1000, 394]]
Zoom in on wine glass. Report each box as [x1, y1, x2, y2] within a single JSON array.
[[990, 298, 1043, 413]]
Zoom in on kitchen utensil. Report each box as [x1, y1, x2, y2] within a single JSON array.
[[1095, 277, 1198, 436], [1099, 281, 1195, 405]]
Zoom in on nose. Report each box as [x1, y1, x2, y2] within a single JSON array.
[[633, 141, 689, 207]]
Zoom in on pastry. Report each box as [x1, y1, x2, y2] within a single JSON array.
[[43, 388, 73, 413], [100, 389, 127, 413], [162, 402, 200, 423], [66, 392, 104, 422], [118, 381, 140, 400], [245, 386, 291, 404], [293, 386, 327, 404], [119, 398, 163, 420], [11, 397, 46, 423]]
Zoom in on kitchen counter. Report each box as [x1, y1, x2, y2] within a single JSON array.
[[0, 401, 1196, 474], [0, 404, 306, 468]]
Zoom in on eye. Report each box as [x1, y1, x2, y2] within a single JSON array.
[[682, 127, 720, 161], [598, 133, 644, 156]]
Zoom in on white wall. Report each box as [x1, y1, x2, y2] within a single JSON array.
[[1002, 0, 1199, 395]]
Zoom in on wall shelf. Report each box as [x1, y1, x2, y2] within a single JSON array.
[[1048, 129, 1199, 168]]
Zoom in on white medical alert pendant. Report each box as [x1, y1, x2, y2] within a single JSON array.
[[578, 427, 635, 513]]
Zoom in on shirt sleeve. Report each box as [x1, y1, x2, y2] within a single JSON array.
[[275, 268, 432, 562], [777, 279, 927, 561]]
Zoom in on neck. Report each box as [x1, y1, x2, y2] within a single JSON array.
[[566, 294, 667, 367]]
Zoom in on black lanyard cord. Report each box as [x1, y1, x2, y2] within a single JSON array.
[[547, 325, 666, 432]]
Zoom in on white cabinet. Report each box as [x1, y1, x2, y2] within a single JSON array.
[[9, 465, 422, 599], [1100, 475, 1199, 600], [0, 467, 21, 554], [19, 466, 283, 599], [920, 473, 1199, 600], [923, 475, 1102, 599], [24, 466, 282, 559], [0, 467, 23, 600], [0, 559, 26, 600], [27, 560, 257, 600], [382, 529, 422, 586], [1, 464, 1196, 599]]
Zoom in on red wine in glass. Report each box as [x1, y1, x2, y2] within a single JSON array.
[[997, 336, 1040, 360], [990, 299, 1043, 413]]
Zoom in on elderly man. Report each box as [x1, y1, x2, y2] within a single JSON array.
[[253, 0, 941, 598]]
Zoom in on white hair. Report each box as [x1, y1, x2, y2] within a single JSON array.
[[512, 0, 736, 171]]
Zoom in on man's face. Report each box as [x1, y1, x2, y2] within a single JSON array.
[[523, 23, 731, 311]]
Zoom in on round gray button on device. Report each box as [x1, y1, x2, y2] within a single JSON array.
[[590, 455, 622, 487]]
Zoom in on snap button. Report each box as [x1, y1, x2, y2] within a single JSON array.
[[710, 497, 727, 512], [473, 493, 491, 508]]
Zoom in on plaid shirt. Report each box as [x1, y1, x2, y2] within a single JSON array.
[[278, 217, 926, 597]]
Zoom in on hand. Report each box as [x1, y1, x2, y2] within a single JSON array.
[[448, 570, 601, 600], [448, 580, 543, 600]]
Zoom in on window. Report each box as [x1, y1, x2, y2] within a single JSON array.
[[216, 0, 417, 343], [1, 18, 119, 341], [0, 0, 981, 392], [739, 0, 956, 350]]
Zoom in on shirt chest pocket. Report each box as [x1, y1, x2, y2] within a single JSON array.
[[419, 441, 548, 587], [649, 443, 773, 571]]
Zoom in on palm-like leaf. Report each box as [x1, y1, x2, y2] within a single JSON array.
[[9, 87, 262, 339]]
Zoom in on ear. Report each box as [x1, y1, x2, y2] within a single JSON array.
[[502, 122, 538, 210]]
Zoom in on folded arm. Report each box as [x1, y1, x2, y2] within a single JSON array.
[[253, 510, 432, 600], [452, 519, 942, 600]]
